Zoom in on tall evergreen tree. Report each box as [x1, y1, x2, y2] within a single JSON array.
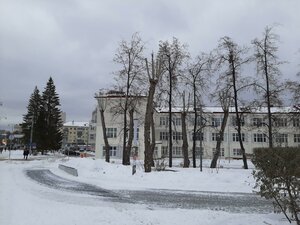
[[40, 77, 63, 151], [21, 86, 41, 150]]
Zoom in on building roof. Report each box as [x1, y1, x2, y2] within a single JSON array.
[[156, 106, 296, 114], [63, 121, 89, 127]]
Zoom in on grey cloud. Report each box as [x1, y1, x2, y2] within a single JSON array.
[[0, 0, 299, 130]]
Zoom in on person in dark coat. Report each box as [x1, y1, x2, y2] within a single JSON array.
[[23, 147, 29, 160]]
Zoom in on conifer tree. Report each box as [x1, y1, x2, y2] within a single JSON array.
[[40, 77, 63, 151], [21, 86, 41, 149]]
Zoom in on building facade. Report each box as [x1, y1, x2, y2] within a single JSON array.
[[88, 108, 97, 151], [95, 91, 147, 159], [62, 121, 89, 147], [95, 94, 300, 161]]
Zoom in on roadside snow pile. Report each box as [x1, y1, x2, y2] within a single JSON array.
[[59, 157, 256, 193]]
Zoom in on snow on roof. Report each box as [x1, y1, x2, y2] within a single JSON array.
[[156, 106, 295, 114], [63, 121, 89, 127]]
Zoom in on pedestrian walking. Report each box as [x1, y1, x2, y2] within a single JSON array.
[[23, 147, 29, 160]]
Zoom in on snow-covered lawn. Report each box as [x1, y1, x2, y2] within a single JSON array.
[[0, 150, 290, 225]]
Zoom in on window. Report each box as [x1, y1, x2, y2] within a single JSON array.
[[275, 134, 288, 143], [233, 148, 242, 156], [253, 133, 267, 142], [294, 134, 300, 143], [106, 128, 117, 138], [160, 132, 169, 140], [212, 117, 222, 127], [192, 132, 204, 141], [77, 131, 83, 137], [189, 116, 205, 126], [195, 147, 203, 156], [160, 117, 168, 126], [102, 146, 117, 157], [89, 134, 95, 140], [212, 133, 224, 141], [212, 148, 224, 157], [197, 116, 206, 126], [136, 128, 139, 140], [174, 117, 181, 126], [274, 118, 288, 127], [172, 146, 182, 156], [293, 118, 300, 127], [162, 146, 168, 156], [173, 132, 182, 141], [232, 133, 245, 142], [231, 116, 245, 126], [253, 118, 265, 126], [154, 147, 158, 158]]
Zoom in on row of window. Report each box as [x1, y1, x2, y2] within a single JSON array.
[[106, 127, 140, 139], [159, 132, 300, 143], [103, 147, 240, 158], [105, 126, 300, 144], [159, 116, 300, 127]]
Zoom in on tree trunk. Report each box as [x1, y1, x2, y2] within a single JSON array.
[[124, 108, 134, 165], [181, 111, 190, 167], [192, 82, 197, 168], [263, 38, 273, 148], [150, 111, 156, 167], [168, 65, 173, 168], [210, 108, 229, 168], [144, 79, 157, 172], [100, 109, 110, 162], [231, 56, 248, 169], [122, 107, 128, 164]]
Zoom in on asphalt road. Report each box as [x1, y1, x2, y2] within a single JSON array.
[[26, 169, 274, 213]]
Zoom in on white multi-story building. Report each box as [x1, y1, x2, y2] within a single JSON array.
[[95, 91, 147, 159], [95, 93, 300, 161]]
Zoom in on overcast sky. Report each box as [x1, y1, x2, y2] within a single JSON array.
[[0, 0, 299, 130]]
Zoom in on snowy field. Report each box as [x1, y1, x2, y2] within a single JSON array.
[[0, 150, 291, 225]]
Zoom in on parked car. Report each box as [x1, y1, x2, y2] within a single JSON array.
[[62, 146, 80, 156]]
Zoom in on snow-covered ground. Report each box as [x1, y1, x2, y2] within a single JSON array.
[[0, 150, 291, 225]]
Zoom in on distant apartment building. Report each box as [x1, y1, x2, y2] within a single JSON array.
[[62, 109, 97, 150], [95, 92, 300, 160], [62, 121, 89, 147], [88, 108, 97, 151]]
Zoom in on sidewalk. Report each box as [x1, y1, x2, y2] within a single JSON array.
[[0, 150, 24, 160], [0, 150, 65, 161]]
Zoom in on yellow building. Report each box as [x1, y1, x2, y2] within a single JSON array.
[[62, 121, 89, 147]]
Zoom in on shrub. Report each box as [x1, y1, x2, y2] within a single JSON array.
[[252, 147, 300, 224]]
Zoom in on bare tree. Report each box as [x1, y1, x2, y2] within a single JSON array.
[[159, 37, 188, 167], [210, 88, 231, 168], [114, 33, 145, 165], [286, 73, 300, 108], [252, 26, 285, 148], [144, 53, 164, 172], [184, 53, 212, 168], [216, 37, 251, 169], [181, 91, 190, 168], [95, 91, 110, 162]]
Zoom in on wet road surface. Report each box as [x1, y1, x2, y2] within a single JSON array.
[[26, 169, 273, 213]]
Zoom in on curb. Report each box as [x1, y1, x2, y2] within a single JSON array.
[[58, 164, 78, 177]]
